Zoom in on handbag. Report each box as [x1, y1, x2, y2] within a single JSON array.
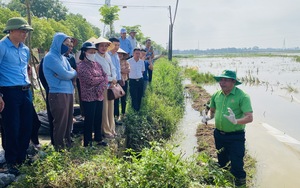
[[107, 84, 125, 100]]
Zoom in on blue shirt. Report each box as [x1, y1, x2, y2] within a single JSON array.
[[43, 32, 77, 94], [0, 37, 31, 86], [119, 37, 132, 56], [108, 51, 121, 80], [143, 61, 149, 81]]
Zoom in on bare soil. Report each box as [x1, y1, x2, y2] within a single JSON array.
[[184, 84, 217, 158]]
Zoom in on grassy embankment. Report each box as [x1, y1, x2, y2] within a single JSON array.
[[12, 58, 239, 187]]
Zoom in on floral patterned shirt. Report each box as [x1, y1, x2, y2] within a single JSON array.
[[77, 60, 108, 102]]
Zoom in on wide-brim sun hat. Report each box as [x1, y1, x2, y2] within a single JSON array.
[[117, 48, 127, 54], [214, 70, 242, 85], [88, 36, 114, 51], [86, 37, 97, 43], [3, 17, 33, 33]]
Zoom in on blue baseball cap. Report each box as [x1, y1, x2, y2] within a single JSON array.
[[120, 28, 127, 33]]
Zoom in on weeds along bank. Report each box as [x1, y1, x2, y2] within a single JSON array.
[[11, 58, 235, 187], [125, 58, 185, 151]]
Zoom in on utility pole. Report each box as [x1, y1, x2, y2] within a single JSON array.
[[103, 0, 111, 36], [168, 0, 179, 61]]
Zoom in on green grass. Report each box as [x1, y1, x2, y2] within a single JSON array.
[[184, 68, 216, 84], [13, 57, 244, 187]]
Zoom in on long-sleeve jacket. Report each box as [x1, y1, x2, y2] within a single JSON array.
[[43, 32, 77, 94]]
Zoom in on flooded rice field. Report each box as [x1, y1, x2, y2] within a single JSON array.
[[180, 56, 300, 143], [179, 56, 300, 187]]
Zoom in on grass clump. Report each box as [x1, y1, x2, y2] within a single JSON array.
[[125, 58, 185, 151], [184, 68, 215, 84], [12, 142, 234, 188]]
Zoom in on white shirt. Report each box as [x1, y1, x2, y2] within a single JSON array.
[[128, 57, 145, 79], [95, 52, 116, 82]]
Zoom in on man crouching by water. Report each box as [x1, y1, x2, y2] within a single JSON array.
[[43, 32, 77, 150], [202, 70, 253, 187]]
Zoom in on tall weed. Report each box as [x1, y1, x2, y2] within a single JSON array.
[[125, 58, 185, 151]]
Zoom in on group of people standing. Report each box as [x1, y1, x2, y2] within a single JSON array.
[[0, 17, 156, 174], [0, 17, 253, 188], [41, 29, 155, 147]]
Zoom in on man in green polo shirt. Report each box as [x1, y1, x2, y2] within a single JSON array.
[[202, 70, 253, 187]]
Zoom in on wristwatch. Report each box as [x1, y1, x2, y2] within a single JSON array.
[[0, 92, 3, 98]]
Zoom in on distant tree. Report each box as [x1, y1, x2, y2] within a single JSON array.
[[91, 25, 101, 37], [30, 17, 55, 51], [122, 25, 164, 53], [7, 0, 67, 21], [99, 5, 120, 37], [61, 13, 99, 51], [0, 0, 6, 7], [123, 25, 143, 41], [0, 7, 20, 39]]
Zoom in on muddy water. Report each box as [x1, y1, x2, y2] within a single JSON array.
[[171, 80, 200, 159], [179, 56, 300, 187]]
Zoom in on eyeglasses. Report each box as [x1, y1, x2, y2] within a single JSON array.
[[19, 29, 30, 34]]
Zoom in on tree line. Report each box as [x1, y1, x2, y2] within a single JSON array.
[[0, 0, 165, 54]]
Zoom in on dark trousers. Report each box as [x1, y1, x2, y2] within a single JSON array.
[[129, 78, 144, 111], [213, 129, 246, 179], [120, 81, 128, 114], [45, 92, 54, 145], [0, 103, 40, 148], [31, 105, 41, 145], [49, 93, 73, 149], [82, 101, 103, 146], [114, 98, 120, 117], [0, 88, 33, 165], [148, 69, 153, 83]]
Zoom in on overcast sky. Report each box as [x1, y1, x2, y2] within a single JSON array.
[[7, 0, 300, 50]]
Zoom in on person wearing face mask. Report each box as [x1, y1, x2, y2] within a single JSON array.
[[93, 37, 117, 138], [43, 32, 77, 150], [77, 42, 108, 147]]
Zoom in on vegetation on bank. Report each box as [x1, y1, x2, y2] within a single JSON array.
[[174, 53, 300, 60], [184, 68, 215, 85], [125, 58, 185, 151], [10, 58, 239, 187]]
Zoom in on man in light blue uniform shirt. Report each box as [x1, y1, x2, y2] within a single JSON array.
[[0, 17, 33, 175], [119, 28, 132, 56], [108, 37, 123, 122]]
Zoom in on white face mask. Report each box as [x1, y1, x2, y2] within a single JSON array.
[[86, 53, 96, 62]]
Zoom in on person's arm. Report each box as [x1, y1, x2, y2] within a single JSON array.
[[0, 93, 4, 112], [150, 46, 154, 59], [236, 112, 253, 125], [201, 107, 215, 124], [48, 58, 77, 80], [148, 60, 154, 70], [224, 108, 253, 125]]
